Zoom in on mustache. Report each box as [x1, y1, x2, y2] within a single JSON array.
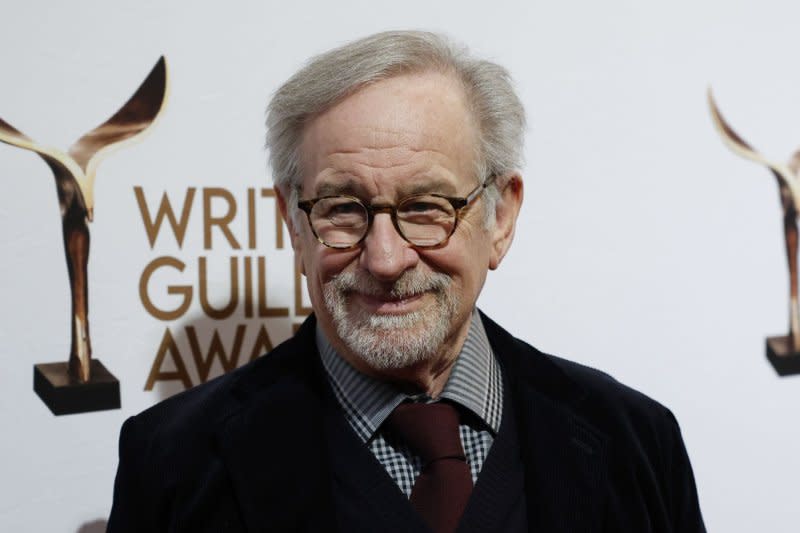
[[330, 270, 452, 299]]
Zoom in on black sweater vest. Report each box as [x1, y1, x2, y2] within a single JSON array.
[[324, 384, 528, 533]]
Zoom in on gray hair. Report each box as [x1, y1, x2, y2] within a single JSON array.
[[265, 30, 526, 225]]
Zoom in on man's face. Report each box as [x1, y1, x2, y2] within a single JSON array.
[[286, 71, 506, 375]]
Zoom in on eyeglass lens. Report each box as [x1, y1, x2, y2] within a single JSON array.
[[308, 195, 457, 248]]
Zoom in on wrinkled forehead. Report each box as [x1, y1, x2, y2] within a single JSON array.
[[296, 71, 480, 198]]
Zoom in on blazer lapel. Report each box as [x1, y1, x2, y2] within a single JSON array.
[[514, 383, 609, 531], [214, 318, 336, 532], [481, 313, 610, 532]]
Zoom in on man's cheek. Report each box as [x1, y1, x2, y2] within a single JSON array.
[[318, 251, 360, 280]]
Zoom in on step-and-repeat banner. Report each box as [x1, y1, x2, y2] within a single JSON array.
[[1, 1, 799, 531]]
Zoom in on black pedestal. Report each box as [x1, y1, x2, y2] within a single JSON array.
[[33, 360, 121, 415], [766, 336, 800, 376]]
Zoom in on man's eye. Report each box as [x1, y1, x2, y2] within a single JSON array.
[[328, 202, 362, 216], [399, 200, 452, 221], [320, 201, 366, 227], [402, 201, 443, 214]]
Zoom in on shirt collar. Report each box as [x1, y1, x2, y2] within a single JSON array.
[[318, 309, 503, 443]]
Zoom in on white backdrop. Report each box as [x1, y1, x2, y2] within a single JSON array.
[[1, 1, 799, 531]]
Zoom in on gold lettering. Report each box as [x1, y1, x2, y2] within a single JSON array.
[[249, 324, 274, 361], [258, 256, 289, 317], [186, 324, 246, 382], [144, 328, 193, 390], [261, 188, 285, 249], [134, 187, 196, 248], [243, 256, 254, 318], [198, 256, 239, 319], [139, 256, 192, 321], [203, 187, 241, 250], [247, 188, 257, 250]]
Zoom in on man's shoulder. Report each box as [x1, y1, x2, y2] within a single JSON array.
[[126, 358, 244, 440], [117, 354, 262, 471], [480, 311, 677, 436], [547, 349, 667, 411], [544, 350, 678, 435], [120, 320, 320, 456], [481, 315, 704, 530]]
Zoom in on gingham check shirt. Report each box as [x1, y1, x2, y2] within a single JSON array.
[[317, 310, 504, 497]]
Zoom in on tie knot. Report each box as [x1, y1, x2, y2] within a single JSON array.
[[386, 402, 465, 465]]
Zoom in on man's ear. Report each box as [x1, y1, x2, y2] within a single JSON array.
[[275, 186, 305, 275], [489, 173, 523, 270]]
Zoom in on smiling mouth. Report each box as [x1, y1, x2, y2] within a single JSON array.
[[351, 292, 426, 314]]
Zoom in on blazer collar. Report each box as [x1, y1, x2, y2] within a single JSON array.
[[480, 311, 610, 532]]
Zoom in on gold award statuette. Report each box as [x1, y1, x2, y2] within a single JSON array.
[[0, 57, 169, 414], [709, 89, 800, 376]]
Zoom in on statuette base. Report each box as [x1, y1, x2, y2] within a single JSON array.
[[33, 360, 120, 415], [766, 336, 800, 376]]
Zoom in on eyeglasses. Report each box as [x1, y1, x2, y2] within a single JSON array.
[[297, 176, 495, 249]]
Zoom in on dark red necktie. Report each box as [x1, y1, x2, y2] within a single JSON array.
[[386, 402, 473, 533]]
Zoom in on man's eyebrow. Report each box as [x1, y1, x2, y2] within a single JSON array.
[[311, 176, 462, 198], [313, 180, 363, 197], [401, 179, 459, 196]]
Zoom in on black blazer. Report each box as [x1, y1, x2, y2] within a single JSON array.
[[108, 312, 705, 532]]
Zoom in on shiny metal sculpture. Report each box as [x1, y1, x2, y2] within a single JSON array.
[[0, 57, 168, 410], [709, 89, 800, 373]]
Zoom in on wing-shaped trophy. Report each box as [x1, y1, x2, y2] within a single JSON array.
[[0, 57, 169, 414], [709, 89, 800, 375]]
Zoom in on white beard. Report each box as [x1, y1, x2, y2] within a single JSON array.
[[322, 269, 460, 370]]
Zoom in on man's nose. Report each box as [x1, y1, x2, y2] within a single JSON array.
[[359, 213, 419, 281]]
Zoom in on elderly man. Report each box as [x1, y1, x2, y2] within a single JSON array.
[[108, 31, 705, 532]]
